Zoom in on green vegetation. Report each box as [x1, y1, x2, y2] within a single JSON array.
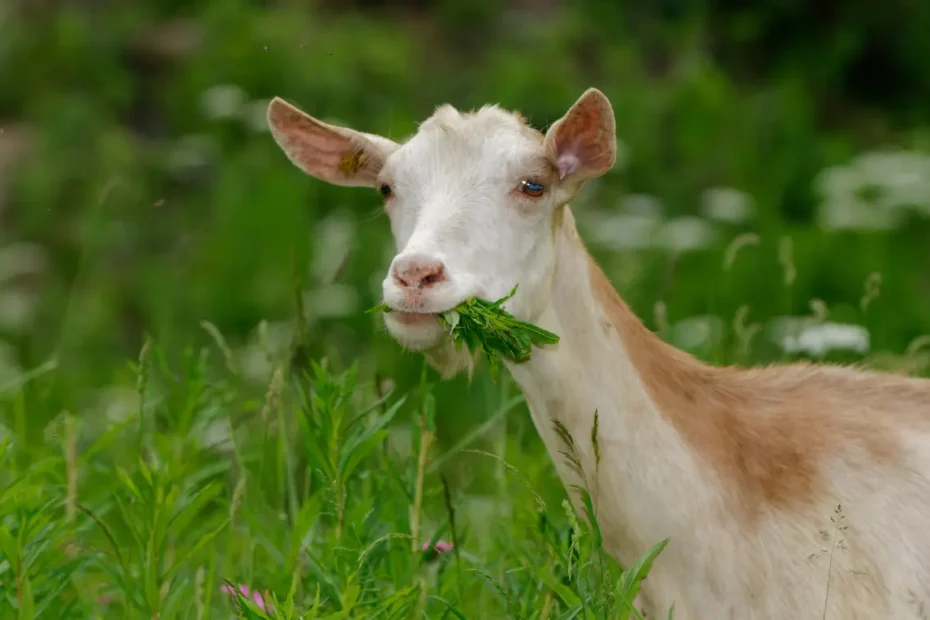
[[370, 285, 560, 377], [1, 0, 930, 617]]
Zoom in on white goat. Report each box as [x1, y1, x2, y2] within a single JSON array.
[[267, 88, 930, 619]]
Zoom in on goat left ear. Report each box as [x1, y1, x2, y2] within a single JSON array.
[[266, 97, 398, 187], [544, 88, 617, 183]]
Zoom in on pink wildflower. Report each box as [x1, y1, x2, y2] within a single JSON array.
[[221, 583, 273, 613], [421, 539, 455, 554]]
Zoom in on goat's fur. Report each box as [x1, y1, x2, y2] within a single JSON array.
[[267, 89, 930, 618]]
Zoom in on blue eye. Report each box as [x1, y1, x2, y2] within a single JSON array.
[[521, 181, 545, 197]]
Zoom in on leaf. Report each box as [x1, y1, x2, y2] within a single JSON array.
[[0, 525, 17, 573], [577, 488, 602, 551], [0, 357, 58, 398], [162, 518, 230, 583], [366, 303, 391, 314], [442, 309, 461, 332], [285, 493, 323, 574], [615, 538, 669, 620], [115, 466, 144, 505], [338, 430, 388, 482], [167, 481, 224, 536], [553, 605, 585, 620], [337, 396, 405, 479], [535, 565, 582, 608], [18, 571, 35, 620], [426, 596, 468, 619], [426, 394, 524, 474], [518, 322, 561, 345], [303, 551, 342, 611]]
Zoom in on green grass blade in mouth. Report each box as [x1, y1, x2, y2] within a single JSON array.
[[368, 285, 560, 370]]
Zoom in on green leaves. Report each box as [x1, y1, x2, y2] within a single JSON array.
[[370, 284, 561, 377], [613, 538, 670, 620]]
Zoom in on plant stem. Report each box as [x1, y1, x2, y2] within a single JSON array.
[[411, 417, 433, 553]]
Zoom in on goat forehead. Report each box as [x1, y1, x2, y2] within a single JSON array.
[[391, 114, 545, 183], [421, 103, 527, 135]]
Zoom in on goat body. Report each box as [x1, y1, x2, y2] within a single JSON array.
[[509, 206, 930, 618], [266, 88, 930, 618]]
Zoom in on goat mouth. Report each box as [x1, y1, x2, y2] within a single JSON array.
[[388, 310, 439, 325]]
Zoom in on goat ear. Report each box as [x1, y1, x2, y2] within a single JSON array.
[[267, 97, 398, 187], [544, 88, 617, 183]]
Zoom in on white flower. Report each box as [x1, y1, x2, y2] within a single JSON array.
[[655, 216, 719, 253], [0, 340, 22, 386], [669, 315, 725, 352], [585, 211, 662, 251], [387, 426, 412, 457], [311, 210, 356, 284], [585, 194, 664, 251], [700, 187, 755, 224], [815, 165, 860, 200], [166, 134, 214, 174], [618, 193, 664, 219], [242, 99, 271, 133], [237, 343, 273, 383], [302, 283, 359, 319], [778, 321, 870, 357], [97, 386, 139, 423], [199, 417, 233, 448], [817, 198, 904, 231], [201, 84, 246, 120], [815, 149, 930, 231], [0, 289, 38, 332], [0, 242, 47, 283]]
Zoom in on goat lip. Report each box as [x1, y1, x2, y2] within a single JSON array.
[[388, 310, 439, 325]]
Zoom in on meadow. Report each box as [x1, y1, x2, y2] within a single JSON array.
[[2, 1, 930, 617]]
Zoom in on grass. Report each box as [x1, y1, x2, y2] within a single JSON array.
[[0, 288, 668, 619], [369, 285, 561, 378]]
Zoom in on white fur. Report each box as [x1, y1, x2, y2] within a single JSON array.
[[376, 105, 563, 357]]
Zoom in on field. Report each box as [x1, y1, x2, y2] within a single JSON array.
[[2, 1, 930, 617]]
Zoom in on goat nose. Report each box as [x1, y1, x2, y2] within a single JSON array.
[[392, 254, 447, 289]]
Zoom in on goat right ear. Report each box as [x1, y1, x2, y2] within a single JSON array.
[[266, 97, 399, 187], [544, 88, 617, 184]]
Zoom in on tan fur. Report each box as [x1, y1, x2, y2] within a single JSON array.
[[513, 211, 930, 618], [587, 256, 917, 520]]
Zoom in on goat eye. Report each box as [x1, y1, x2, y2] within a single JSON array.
[[379, 184, 392, 198], [520, 181, 545, 197]]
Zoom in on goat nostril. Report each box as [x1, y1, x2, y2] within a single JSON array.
[[392, 257, 446, 290], [420, 268, 445, 288], [391, 265, 410, 287]]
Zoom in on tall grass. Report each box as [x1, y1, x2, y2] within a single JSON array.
[[0, 307, 670, 619]]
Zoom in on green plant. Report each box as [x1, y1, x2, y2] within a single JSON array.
[[369, 285, 560, 376]]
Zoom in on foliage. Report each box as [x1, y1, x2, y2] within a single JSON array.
[[370, 285, 560, 377], [0, 333, 671, 618]]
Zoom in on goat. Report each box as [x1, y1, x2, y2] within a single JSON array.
[[266, 88, 930, 619]]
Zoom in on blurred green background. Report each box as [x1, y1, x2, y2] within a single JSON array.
[[3, 0, 930, 496]]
